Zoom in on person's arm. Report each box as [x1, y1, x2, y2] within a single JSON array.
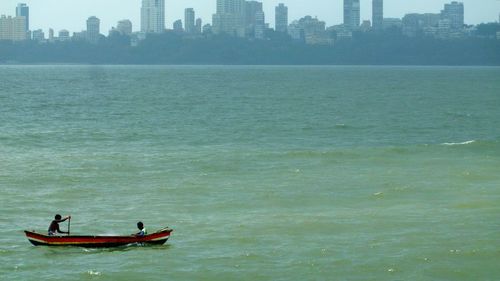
[[54, 223, 68, 234], [57, 216, 71, 223]]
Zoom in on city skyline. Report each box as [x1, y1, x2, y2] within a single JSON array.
[[0, 0, 499, 34]]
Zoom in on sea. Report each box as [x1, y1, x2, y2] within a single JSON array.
[[0, 65, 499, 280]]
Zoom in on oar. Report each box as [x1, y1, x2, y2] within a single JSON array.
[[68, 217, 71, 236]]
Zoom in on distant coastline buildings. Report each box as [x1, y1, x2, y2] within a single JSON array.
[[372, 0, 383, 30], [117, 20, 133, 36], [212, 0, 246, 37], [0, 1, 498, 45], [275, 3, 288, 33], [141, 0, 165, 33], [15, 3, 28, 33], [344, 0, 360, 30], [184, 8, 195, 34], [0, 15, 26, 41], [86, 16, 100, 44]]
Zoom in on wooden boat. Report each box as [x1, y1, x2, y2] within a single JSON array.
[[24, 227, 173, 248]]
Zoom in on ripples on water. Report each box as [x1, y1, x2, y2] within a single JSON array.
[[1, 66, 499, 280]]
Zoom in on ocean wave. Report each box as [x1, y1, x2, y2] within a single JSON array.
[[441, 140, 476, 146]]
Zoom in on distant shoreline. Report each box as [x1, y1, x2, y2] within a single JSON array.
[[2, 32, 499, 66], [2, 63, 500, 67]]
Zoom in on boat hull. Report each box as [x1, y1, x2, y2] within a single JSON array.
[[24, 228, 173, 248]]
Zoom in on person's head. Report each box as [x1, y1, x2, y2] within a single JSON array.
[[55, 214, 62, 220], [137, 222, 144, 230]]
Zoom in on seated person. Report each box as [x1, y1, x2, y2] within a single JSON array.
[[48, 214, 71, 236], [136, 221, 147, 236]]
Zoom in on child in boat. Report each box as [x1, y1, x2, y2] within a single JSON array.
[[136, 222, 147, 236], [48, 214, 71, 236]]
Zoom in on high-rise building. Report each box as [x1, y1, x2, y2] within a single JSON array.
[[185, 8, 195, 33], [86, 16, 100, 44], [0, 15, 27, 41], [344, 0, 360, 30], [15, 3, 29, 32], [117, 20, 133, 35], [244, 1, 264, 37], [141, 0, 165, 33], [254, 11, 265, 39], [275, 3, 288, 33], [195, 18, 202, 33], [245, 2, 262, 28], [48, 28, 54, 41], [372, 0, 383, 30], [173, 19, 183, 32], [441, 1, 464, 29], [212, 0, 246, 37]]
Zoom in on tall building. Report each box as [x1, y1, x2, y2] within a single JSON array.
[[254, 11, 265, 39], [275, 3, 288, 33], [212, 0, 246, 37], [86, 16, 100, 44], [372, 0, 383, 30], [441, 1, 464, 29], [0, 15, 27, 41], [245, 2, 262, 28], [117, 20, 133, 35], [141, 0, 165, 33], [195, 18, 202, 33], [173, 19, 183, 32], [48, 28, 54, 41], [16, 3, 29, 33], [185, 8, 195, 33], [344, 0, 360, 30], [244, 1, 264, 37]]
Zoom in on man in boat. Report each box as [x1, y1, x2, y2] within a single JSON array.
[[48, 214, 71, 236], [136, 222, 147, 236]]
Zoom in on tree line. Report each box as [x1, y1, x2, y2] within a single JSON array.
[[1, 24, 499, 65]]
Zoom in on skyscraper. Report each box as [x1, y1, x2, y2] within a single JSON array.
[[141, 0, 165, 33], [15, 3, 29, 32], [244, 1, 263, 37], [196, 18, 203, 34], [254, 11, 265, 39], [86, 16, 100, 44], [441, 1, 464, 29], [275, 3, 288, 33], [185, 8, 195, 34], [212, 0, 246, 37], [344, 0, 360, 30], [372, 0, 383, 30]]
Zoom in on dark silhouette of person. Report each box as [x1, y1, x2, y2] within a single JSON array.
[[48, 214, 71, 236], [136, 221, 147, 236]]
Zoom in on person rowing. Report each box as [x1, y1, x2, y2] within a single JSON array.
[[48, 214, 71, 236]]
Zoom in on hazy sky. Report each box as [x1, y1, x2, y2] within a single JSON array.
[[1, 0, 499, 33]]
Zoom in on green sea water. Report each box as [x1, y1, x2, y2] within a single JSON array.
[[1, 65, 499, 280]]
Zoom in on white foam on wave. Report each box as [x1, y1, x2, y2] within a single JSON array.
[[441, 140, 476, 146]]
